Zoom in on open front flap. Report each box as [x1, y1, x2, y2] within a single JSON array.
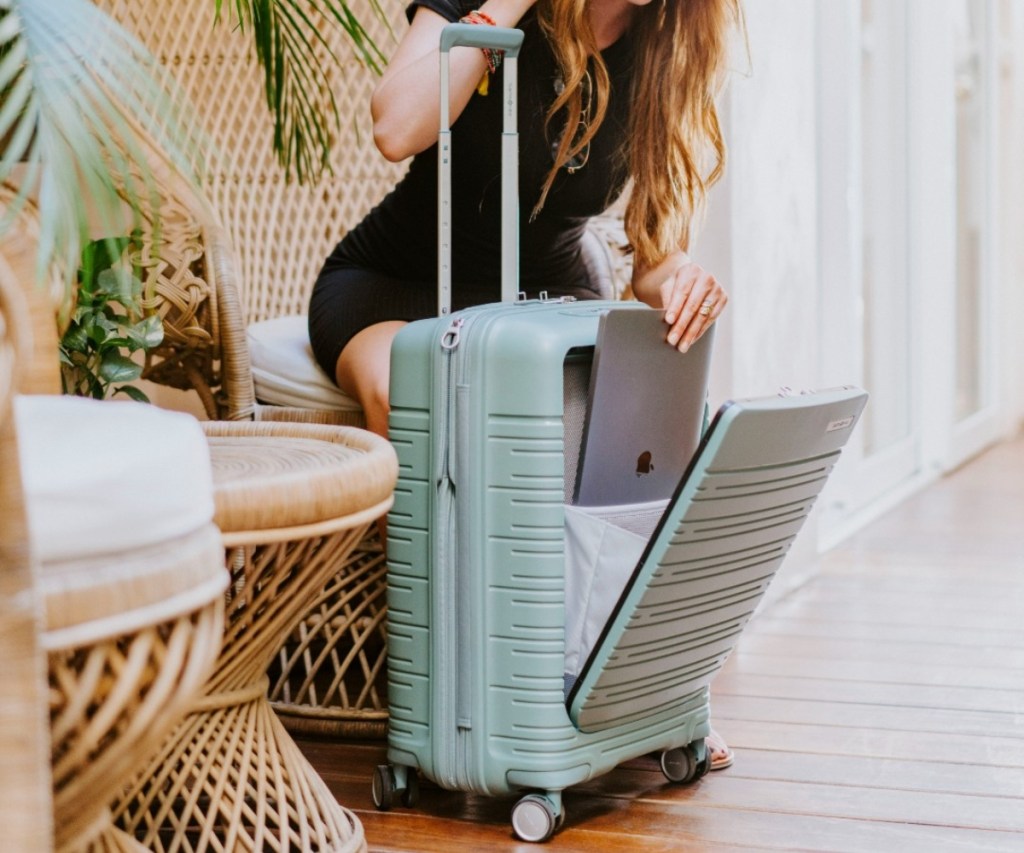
[[566, 386, 869, 733]]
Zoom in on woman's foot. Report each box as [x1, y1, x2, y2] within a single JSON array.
[[707, 728, 734, 770]]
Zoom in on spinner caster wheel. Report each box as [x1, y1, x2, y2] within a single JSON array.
[[401, 768, 421, 808], [695, 740, 713, 779], [511, 793, 560, 843], [372, 764, 396, 811], [660, 742, 704, 785]]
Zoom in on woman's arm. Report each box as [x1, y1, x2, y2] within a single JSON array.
[[632, 249, 728, 352], [372, 0, 536, 162]]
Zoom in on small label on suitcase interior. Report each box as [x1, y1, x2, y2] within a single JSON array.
[[826, 416, 855, 432]]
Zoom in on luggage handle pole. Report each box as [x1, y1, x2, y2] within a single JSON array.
[[438, 23, 524, 316]]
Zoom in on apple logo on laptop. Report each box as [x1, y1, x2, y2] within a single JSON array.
[[636, 450, 654, 477]]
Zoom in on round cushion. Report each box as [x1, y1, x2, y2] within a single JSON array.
[[247, 315, 362, 413], [15, 395, 215, 563]]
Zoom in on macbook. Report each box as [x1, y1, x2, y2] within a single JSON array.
[[572, 308, 714, 507]]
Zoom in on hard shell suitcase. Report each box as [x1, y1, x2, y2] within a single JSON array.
[[377, 23, 869, 842]]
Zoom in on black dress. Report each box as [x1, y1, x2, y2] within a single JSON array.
[[308, 0, 634, 378]]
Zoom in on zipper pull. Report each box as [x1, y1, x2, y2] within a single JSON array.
[[441, 317, 465, 351]]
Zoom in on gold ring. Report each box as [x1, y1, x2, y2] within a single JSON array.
[[698, 299, 713, 317]]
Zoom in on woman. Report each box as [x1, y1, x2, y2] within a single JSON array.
[[309, 0, 740, 769]]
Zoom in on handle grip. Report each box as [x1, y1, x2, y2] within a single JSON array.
[[439, 22, 524, 56]]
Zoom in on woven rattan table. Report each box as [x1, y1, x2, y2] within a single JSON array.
[[112, 422, 397, 852]]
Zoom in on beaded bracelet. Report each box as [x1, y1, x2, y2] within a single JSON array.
[[459, 10, 503, 74]]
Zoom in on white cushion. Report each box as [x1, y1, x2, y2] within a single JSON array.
[[14, 395, 215, 563], [248, 315, 362, 412]]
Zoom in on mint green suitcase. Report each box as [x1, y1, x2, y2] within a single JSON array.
[[376, 24, 868, 842]]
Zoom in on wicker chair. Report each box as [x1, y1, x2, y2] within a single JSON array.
[[4, 180, 396, 850], [93, 0, 406, 425], [95, 0, 634, 739], [0, 216, 53, 853], [1, 194, 228, 853]]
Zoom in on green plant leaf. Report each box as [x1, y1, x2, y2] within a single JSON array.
[[73, 293, 98, 314], [98, 351, 142, 383], [84, 312, 120, 346], [225, 0, 388, 184], [80, 235, 130, 292], [96, 267, 138, 305], [127, 314, 164, 349], [61, 322, 90, 353], [113, 384, 150, 403]]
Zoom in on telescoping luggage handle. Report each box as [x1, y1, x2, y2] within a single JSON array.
[[438, 23, 524, 316]]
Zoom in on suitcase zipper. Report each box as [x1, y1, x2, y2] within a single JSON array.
[[434, 310, 482, 788], [433, 319, 460, 787], [440, 316, 464, 350], [434, 306, 506, 787]]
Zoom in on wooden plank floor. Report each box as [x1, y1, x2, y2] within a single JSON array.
[[299, 435, 1024, 852]]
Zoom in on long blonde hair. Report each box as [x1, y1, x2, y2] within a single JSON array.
[[535, 0, 742, 268]]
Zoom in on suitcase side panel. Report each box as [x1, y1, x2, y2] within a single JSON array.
[[386, 318, 445, 774]]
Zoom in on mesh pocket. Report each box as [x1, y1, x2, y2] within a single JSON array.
[[563, 500, 668, 679]]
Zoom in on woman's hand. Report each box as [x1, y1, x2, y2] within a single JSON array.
[[632, 251, 728, 352], [659, 260, 727, 352]]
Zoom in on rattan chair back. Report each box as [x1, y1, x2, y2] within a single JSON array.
[[95, 0, 407, 421]]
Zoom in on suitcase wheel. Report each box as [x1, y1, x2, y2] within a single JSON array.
[[372, 764, 419, 811], [660, 740, 710, 785], [511, 793, 562, 843], [372, 764, 396, 811], [401, 768, 421, 808]]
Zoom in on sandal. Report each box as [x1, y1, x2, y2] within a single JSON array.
[[707, 728, 734, 771]]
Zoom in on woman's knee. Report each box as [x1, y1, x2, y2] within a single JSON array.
[[335, 321, 407, 434]]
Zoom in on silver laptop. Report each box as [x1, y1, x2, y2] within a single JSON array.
[[572, 308, 714, 507]]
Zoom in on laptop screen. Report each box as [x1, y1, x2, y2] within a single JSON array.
[[572, 308, 714, 507]]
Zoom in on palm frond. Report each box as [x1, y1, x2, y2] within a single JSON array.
[[0, 0, 204, 289], [226, 0, 392, 184]]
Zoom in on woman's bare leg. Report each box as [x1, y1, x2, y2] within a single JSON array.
[[336, 320, 407, 543], [335, 320, 408, 440]]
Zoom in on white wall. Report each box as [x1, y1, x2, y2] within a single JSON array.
[[726, 2, 822, 400], [695, 1, 824, 595], [694, 0, 1024, 601], [996, 0, 1024, 434], [700, 1, 823, 407]]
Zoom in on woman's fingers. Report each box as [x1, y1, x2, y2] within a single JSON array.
[[662, 264, 727, 352]]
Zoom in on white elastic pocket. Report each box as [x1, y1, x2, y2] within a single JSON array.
[[563, 500, 667, 679]]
